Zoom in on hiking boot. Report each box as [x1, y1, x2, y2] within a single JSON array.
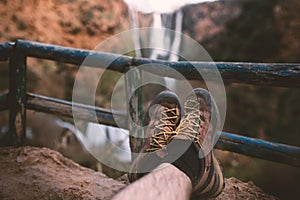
[[164, 88, 224, 198], [128, 90, 181, 182]]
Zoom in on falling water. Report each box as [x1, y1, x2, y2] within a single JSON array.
[[124, 0, 217, 90], [125, 4, 183, 90]]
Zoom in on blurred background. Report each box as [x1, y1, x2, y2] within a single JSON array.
[[0, 0, 299, 199]]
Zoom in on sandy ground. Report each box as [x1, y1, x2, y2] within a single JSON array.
[[0, 146, 278, 200]]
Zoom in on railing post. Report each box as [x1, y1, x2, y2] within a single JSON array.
[[125, 67, 144, 161], [8, 42, 27, 146]]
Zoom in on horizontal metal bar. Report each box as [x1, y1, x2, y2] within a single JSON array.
[[15, 40, 300, 87], [215, 132, 300, 167], [0, 92, 8, 111], [26, 93, 300, 167], [0, 42, 14, 61], [26, 93, 128, 129], [135, 59, 300, 87], [15, 40, 131, 73]]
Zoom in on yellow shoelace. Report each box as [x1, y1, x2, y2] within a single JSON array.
[[147, 107, 178, 152], [175, 98, 206, 149]]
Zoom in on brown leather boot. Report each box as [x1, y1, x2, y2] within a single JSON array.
[[166, 88, 224, 198], [128, 90, 181, 182]]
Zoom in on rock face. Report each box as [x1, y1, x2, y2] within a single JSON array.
[[0, 0, 129, 49], [0, 146, 278, 200]]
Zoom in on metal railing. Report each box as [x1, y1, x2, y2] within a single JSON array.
[[0, 40, 299, 167]]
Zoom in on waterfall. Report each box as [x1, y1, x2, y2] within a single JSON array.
[[128, 7, 142, 57], [162, 10, 184, 90], [124, 2, 184, 90], [123, 0, 216, 90], [169, 10, 183, 62]]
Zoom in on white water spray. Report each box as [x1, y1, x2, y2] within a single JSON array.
[[56, 119, 131, 163]]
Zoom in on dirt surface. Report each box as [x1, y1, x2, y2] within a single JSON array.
[[213, 178, 278, 200], [0, 146, 278, 200], [0, 146, 126, 200]]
